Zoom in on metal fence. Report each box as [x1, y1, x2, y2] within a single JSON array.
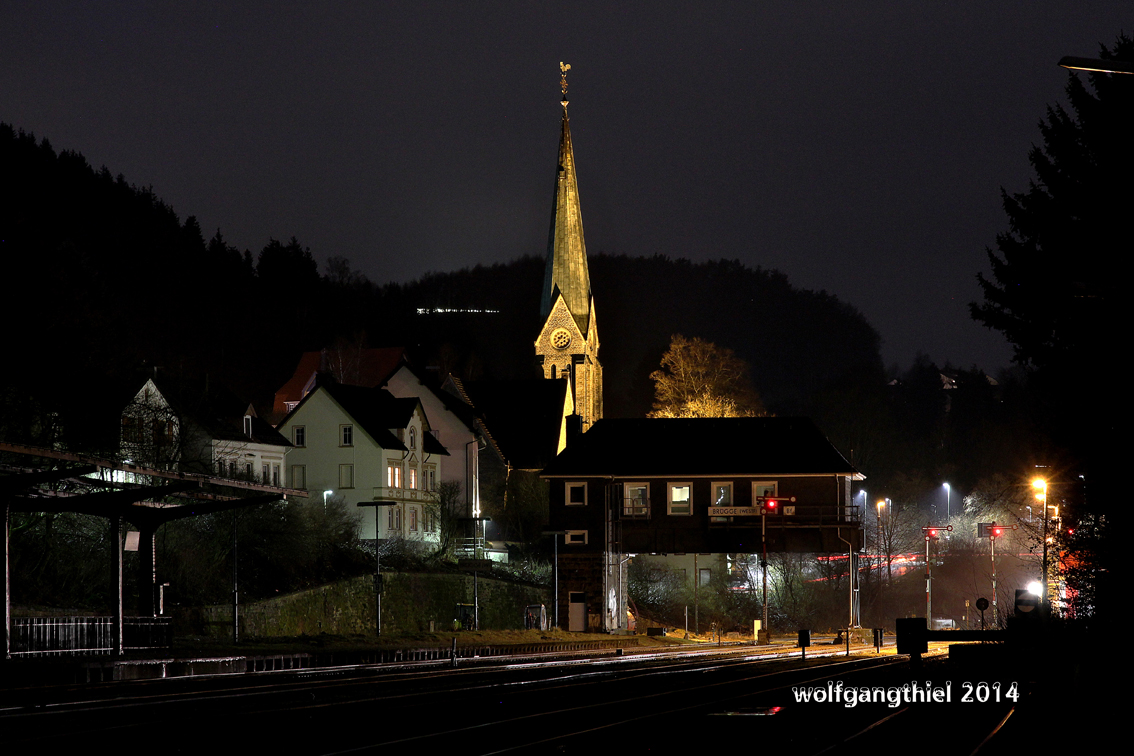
[[9, 616, 172, 657]]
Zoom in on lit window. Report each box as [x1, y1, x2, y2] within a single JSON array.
[[387, 463, 402, 488], [623, 482, 649, 517], [710, 482, 733, 523], [567, 482, 587, 506], [752, 481, 778, 506], [409, 468, 418, 490], [668, 484, 692, 515], [341, 425, 353, 447], [339, 464, 354, 489]]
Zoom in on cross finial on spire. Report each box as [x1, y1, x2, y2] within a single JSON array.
[[559, 62, 571, 108]]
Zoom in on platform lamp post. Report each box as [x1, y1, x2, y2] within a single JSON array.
[[542, 530, 566, 630], [356, 502, 394, 636], [943, 483, 950, 519]]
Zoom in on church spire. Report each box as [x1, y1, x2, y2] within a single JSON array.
[[541, 62, 592, 335]]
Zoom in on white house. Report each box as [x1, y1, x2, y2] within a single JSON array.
[[121, 378, 291, 482], [271, 349, 484, 521], [277, 379, 450, 543]]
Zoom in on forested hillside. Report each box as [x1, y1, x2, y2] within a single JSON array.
[[3, 122, 1030, 495]]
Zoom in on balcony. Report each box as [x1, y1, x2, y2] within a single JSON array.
[[371, 486, 433, 503]]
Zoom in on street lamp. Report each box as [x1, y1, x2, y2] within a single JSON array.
[[1032, 477, 1049, 612], [323, 489, 333, 512], [943, 483, 951, 519], [1058, 56, 1134, 75]]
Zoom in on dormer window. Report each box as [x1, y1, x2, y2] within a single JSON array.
[[243, 415, 253, 438], [408, 428, 416, 449]]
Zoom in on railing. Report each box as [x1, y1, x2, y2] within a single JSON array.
[[9, 616, 172, 657], [707, 503, 861, 526], [622, 497, 649, 519]]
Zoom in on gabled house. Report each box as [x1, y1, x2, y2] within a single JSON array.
[[121, 378, 291, 482], [277, 379, 449, 543], [541, 417, 863, 632], [271, 348, 484, 526]]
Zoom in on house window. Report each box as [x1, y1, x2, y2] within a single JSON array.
[[272, 464, 280, 486], [387, 463, 402, 489], [710, 482, 733, 522], [244, 415, 253, 438], [567, 482, 587, 506], [408, 467, 418, 490], [408, 428, 416, 449], [388, 507, 402, 531], [293, 426, 305, 447], [424, 467, 436, 492], [341, 425, 354, 447], [699, 568, 712, 586], [752, 481, 778, 508], [292, 465, 306, 489], [339, 464, 354, 489], [262, 463, 270, 483], [623, 482, 649, 518], [565, 529, 588, 545], [284, 401, 298, 413], [122, 416, 139, 444], [668, 483, 692, 515], [409, 508, 418, 531]]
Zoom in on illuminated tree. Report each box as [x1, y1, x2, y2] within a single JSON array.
[[648, 335, 766, 418]]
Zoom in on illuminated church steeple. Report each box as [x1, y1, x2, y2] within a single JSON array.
[[536, 63, 602, 431]]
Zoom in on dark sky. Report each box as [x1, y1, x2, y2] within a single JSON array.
[[3, 3, 1129, 371]]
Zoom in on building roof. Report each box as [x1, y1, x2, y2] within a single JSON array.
[[541, 417, 860, 479], [272, 347, 406, 416], [135, 376, 291, 449], [287, 380, 449, 456]]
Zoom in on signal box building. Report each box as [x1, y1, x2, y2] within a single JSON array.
[[542, 417, 863, 632]]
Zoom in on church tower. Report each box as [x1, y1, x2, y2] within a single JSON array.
[[535, 63, 602, 431]]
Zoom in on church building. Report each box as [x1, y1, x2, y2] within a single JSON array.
[[535, 64, 603, 432]]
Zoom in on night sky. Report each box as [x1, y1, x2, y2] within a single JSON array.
[[3, 3, 1129, 371]]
